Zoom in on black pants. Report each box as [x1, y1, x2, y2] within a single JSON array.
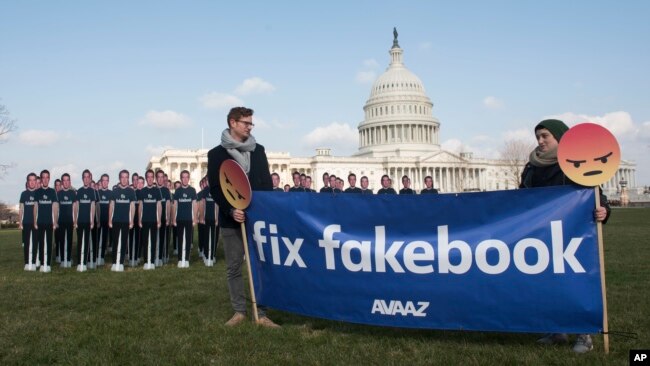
[[172, 226, 178, 253], [37, 224, 54, 267], [129, 225, 140, 263], [203, 221, 220, 260], [158, 220, 169, 262], [54, 224, 61, 261], [76, 223, 92, 266], [112, 222, 129, 265], [176, 221, 193, 262], [58, 222, 74, 264], [97, 221, 110, 262], [140, 222, 158, 265], [22, 225, 37, 265], [198, 222, 206, 256], [92, 222, 98, 260]]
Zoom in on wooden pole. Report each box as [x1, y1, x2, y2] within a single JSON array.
[[594, 187, 609, 354], [241, 222, 259, 322]]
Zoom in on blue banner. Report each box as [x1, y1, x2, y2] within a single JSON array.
[[245, 185, 603, 333]]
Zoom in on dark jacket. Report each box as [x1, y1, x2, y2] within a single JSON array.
[[520, 162, 611, 223], [207, 144, 272, 229]]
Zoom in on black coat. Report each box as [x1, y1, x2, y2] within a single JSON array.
[[207, 144, 272, 229], [520, 162, 611, 223]]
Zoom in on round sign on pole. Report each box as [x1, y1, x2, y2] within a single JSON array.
[[217, 158, 259, 321], [219, 159, 252, 210], [558, 123, 621, 187]]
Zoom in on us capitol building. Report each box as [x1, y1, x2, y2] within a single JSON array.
[[147, 31, 637, 196]]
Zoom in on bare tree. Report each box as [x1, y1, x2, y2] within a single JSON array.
[[499, 139, 535, 188], [0, 101, 17, 176]]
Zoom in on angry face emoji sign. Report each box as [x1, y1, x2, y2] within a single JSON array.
[[219, 159, 252, 210], [558, 123, 621, 186]]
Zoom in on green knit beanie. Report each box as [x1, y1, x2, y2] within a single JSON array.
[[535, 119, 569, 142]]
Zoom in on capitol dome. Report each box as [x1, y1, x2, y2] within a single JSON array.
[[356, 30, 441, 158], [369, 61, 426, 99]]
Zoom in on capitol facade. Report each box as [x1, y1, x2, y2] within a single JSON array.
[[147, 33, 637, 196]]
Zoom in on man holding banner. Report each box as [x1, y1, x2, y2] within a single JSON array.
[[207, 106, 279, 328]]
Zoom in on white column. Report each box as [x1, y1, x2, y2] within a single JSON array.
[[473, 169, 477, 190], [628, 169, 632, 187], [412, 168, 416, 188], [481, 169, 486, 190], [449, 168, 454, 192], [431, 168, 435, 188], [440, 167, 449, 192], [452, 168, 457, 192], [431, 167, 435, 188]]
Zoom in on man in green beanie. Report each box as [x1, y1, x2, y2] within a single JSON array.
[[520, 118, 610, 353], [535, 119, 569, 143]]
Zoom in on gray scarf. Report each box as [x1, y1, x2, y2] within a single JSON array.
[[528, 146, 558, 167], [221, 129, 256, 173]]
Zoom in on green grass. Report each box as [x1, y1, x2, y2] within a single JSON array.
[[1, 210, 648, 365]]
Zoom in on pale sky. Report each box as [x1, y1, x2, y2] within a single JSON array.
[[2, 0, 649, 204]]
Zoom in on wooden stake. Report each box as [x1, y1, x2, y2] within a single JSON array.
[[241, 222, 259, 322], [595, 187, 609, 354]]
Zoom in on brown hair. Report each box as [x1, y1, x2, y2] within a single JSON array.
[[227, 107, 254, 127]]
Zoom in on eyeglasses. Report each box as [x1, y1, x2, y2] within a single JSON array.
[[236, 120, 255, 128]]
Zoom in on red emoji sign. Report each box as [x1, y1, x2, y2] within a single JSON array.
[[558, 123, 621, 187]]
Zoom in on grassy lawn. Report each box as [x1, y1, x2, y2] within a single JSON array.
[[1, 209, 648, 365]]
